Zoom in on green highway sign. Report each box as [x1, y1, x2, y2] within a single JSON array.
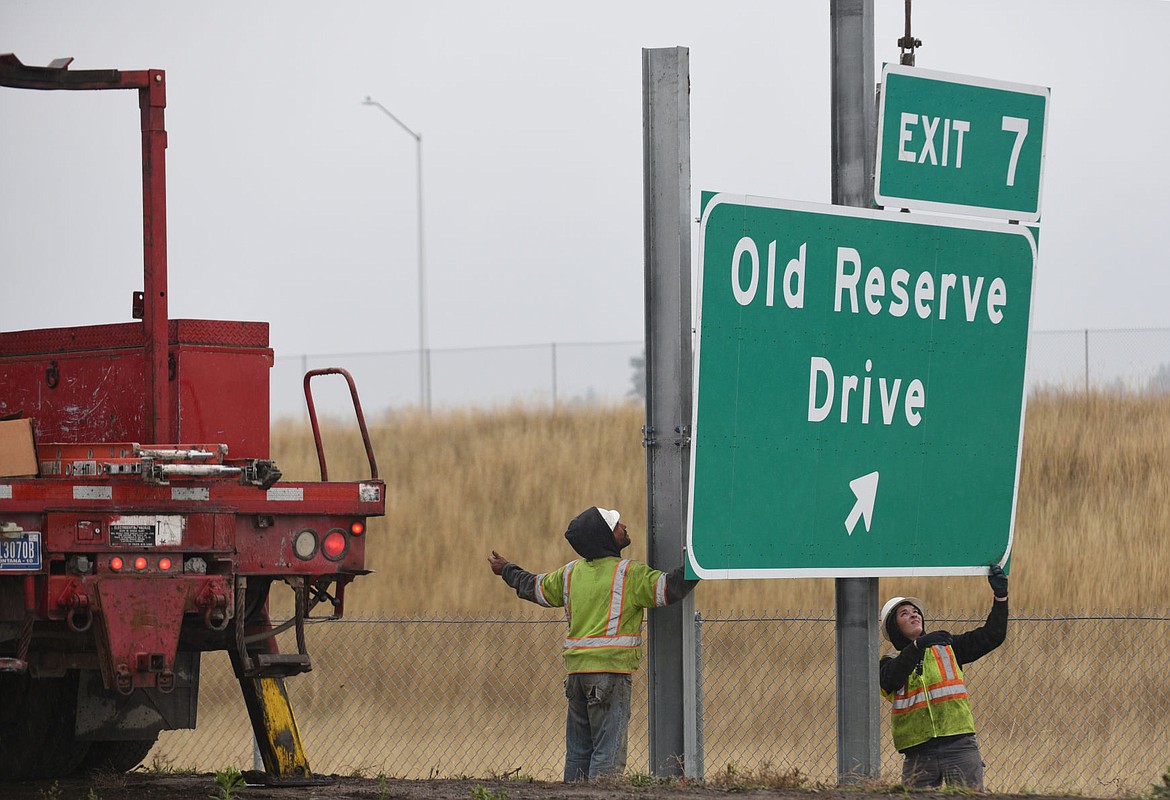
[[686, 194, 1035, 579], [875, 65, 1049, 222]]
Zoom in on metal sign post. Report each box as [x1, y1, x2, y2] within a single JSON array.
[[642, 46, 700, 779], [831, 1, 879, 780]]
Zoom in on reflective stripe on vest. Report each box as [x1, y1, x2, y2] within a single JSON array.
[[654, 573, 667, 608], [891, 680, 971, 713], [533, 574, 551, 608], [564, 635, 643, 649], [562, 560, 576, 620], [605, 559, 631, 635]]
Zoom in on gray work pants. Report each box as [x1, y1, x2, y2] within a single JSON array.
[[901, 733, 985, 790], [563, 672, 631, 782]]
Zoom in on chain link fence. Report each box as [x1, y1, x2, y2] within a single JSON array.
[[148, 611, 1170, 796], [272, 329, 1170, 419], [1027, 328, 1170, 395], [272, 341, 643, 419]]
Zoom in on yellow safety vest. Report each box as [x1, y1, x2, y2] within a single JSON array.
[[534, 557, 669, 674], [881, 644, 976, 751]]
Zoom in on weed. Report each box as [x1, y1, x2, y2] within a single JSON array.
[[143, 753, 176, 773], [87, 768, 130, 793], [1144, 767, 1170, 800], [38, 782, 61, 800], [377, 772, 390, 800], [827, 774, 918, 794], [141, 753, 197, 775], [470, 784, 508, 800], [488, 767, 534, 782], [708, 761, 806, 790], [623, 771, 678, 787], [87, 791, 102, 800], [209, 766, 246, 800]]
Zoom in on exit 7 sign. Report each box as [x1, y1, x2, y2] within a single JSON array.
[[875, 65, 1050, 222]]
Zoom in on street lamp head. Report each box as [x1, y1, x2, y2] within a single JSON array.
[[361, 97, 421, 141]]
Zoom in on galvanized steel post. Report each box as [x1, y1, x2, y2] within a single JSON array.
[[642, 46, 700, 778], [830, 0, 882, 783]]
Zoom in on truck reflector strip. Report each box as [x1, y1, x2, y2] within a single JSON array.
[[0, 486, 10, 499], [172, 487, 210, 501], [360, 484, 381, 502], [266, 487, 304, 502], [73, 486, 113, 500]]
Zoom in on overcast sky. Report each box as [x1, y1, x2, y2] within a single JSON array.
[[2, 1, 1168, 368]]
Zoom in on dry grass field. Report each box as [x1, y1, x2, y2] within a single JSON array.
[[160, 391, 1167, 792], [271, 390, 1170, 614]]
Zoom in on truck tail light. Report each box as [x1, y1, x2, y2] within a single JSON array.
[[321, 529, 348, 561], [110, 556, 124, 571], [134, 556, 148, 571], [293, 529, 318, 560], [159, 557, 173, 571], [350, 521, 365, 536]]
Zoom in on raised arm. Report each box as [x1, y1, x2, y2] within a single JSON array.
[[489, 550, 562, 607]]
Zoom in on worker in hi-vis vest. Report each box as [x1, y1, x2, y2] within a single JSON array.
[[878, 565, 1009, 790], [488, 506, 697, 782]]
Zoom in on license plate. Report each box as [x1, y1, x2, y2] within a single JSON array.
[[0, 532, 41, 571]]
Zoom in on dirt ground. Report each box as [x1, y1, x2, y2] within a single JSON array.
[[0, 773, 1089, 800]]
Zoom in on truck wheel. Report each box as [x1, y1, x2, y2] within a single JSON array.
[[81, 737, 159, 773], [0, 672, 47, 780], [0, 672, 90, 780]]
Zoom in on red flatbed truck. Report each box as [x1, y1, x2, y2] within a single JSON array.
[[0, 54, 386, 782]]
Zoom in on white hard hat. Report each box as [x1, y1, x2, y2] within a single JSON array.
[[597, 508, 620, 531], [879, 596, 925, 642]]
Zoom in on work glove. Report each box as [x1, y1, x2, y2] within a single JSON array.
[[988, 564, 1009, 598], [915, 630, 953, 650]]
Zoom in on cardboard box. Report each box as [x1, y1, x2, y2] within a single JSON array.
[[0, 418, 38, 478]]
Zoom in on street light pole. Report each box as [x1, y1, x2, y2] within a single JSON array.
[[362, 96, 430, 412]]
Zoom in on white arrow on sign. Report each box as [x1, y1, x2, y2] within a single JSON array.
[[845, 471, 880, 535]]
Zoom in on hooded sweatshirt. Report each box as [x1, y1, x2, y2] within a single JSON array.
[[499, 506, 698, 673], [878, 599, 1009, 694], [563, 506, 622, 560]]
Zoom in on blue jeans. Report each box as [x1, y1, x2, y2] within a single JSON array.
[[901, 733, 985, 789], [563, 672, 631, 782]]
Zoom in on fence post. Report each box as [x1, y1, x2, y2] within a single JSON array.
[[1084, 328, 1089, 397], [694, 611, 705, 780], [551, 342, 558, 406], [425, 348, 433, 414]]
